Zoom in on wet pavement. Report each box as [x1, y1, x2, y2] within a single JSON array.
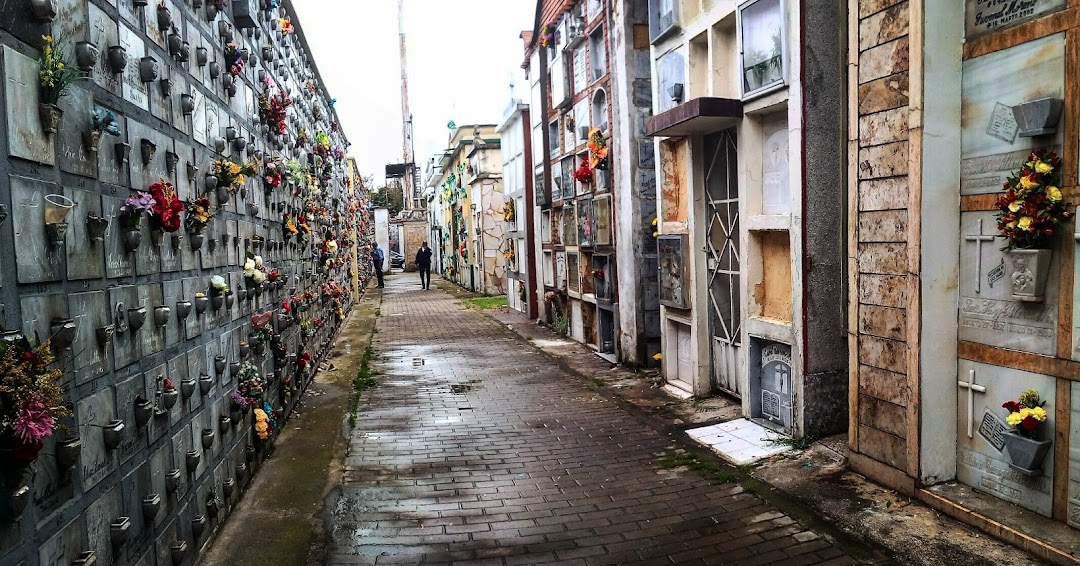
[[327, 274, 868, 565]]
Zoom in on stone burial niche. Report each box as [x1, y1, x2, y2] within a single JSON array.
[[0, 0, 360, 565]]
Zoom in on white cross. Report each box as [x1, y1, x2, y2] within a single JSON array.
[[964, 219, 995, 293], [958, 369, 986, 438]]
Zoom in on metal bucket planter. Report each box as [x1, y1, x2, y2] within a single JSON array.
[[180, 93, 195, 114], [1005, 249, 1052, 302], [122, 228, 142, 252], [171, 541, 187, 566], [153, 306, 171, 328], [239, 341, 250, 358], [229, 361, 241, 376], [57, 436, 82, 470], [201, 429, 214, 449], [180, 377, 196, 399], [107, 45, 127, 74], [236, 462, 248, 484], [82, 129, 103, 154], [222, 478, 235, 498], [127, 307, 147, 331], [156, 5, 171, 31], [185, 449, 200, 472], [211, 294, 225, 311], [219, 415, 231, 433], [50, 318, 76, 352], [134, 397, 153, 427], [1002, 431, 1052, 476], [214, 356, 226, 375], [39, 103, 63, 135], [189, 233, 205, 251], [142, 495, 161, 521], [110, 517, 131, 548], [75, 40, 99, 72], [30, 0, 57, 21], [199, 373, 213, 394], [196, 46, 208, 67], [175, 300, 192, 321], [192, 515, 208, 539], [164, 469, 181, 493], [206, 496, 220, 519], [161, 387, 178, 409], [216, 186, 230, 205], [102, 420, 125, 450], [194, 295, 209, 314], [138, 56, 158, 83], [208, 60, 221, 79], [225, 292, 234, 308], [95, 324, 114, 349]]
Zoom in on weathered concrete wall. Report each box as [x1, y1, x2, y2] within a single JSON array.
[[611, 0, 660, 365]]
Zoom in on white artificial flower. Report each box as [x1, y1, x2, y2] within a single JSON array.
[[254, 256, 264, 268], [210, 275, 226, 290], [253, 270, 266, 284]]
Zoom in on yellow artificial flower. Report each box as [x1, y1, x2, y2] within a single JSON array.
[[1035, 161, 1053, 174], [1006, 412, 1023, 426], [1006, 220, 1018, 230], [1047, 186, 1062, 202], [652, 217, 658, 226], [1017, 216, 1033, 231], [652, 353, 662, 361], [1018, 175, 1038, 191], [1031, 406, 1048, 421], [1008, 200, 1022, 213]]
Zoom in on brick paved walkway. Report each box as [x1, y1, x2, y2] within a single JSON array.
[[327, 275, 864, 565]]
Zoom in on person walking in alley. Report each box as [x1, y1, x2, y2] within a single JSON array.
[[415, 241, 433, 289], [371, 242, 385, 288]]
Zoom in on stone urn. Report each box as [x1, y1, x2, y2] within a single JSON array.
[[75, 40, 99, 72], [1005, 248, 1052, 302], [107, 45, 127, 74], [122, 227, 142, 252], [1002, 431, 1052, 476], [38, 103, 63, 135]]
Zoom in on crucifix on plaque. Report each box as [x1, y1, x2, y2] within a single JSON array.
[[964, 219, 995, 294], [958, 368, 987, 438]]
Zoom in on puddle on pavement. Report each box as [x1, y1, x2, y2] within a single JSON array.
[[448, 379, 483, 395]]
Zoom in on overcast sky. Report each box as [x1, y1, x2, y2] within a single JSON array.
[[292, 0, 536, 186]]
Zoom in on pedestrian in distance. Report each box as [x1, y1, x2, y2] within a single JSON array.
[[415, 241, 433, 289], [371, 242, 385, 288]]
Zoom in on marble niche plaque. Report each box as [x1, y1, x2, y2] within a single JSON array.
[[959, 211, 1058, 355], [960, 34, 1064, 196], [88, 2, 122, 96], [966, 0, 1065, 38], [109, 285, 143, 371], [84, 486, 121, 566], [956, 359, 1055, 517], [103, 195, 136, 279], [3, 46, 55, 164], [119, 465, 154, 554], [70, 290, 110, 386], [37, 517, 82, 565], [119, 24, 149, 111], [66, 188, 106, 281], [114, 374, 145, 465], [139, 284, 165, 356], [77, 388, 119, 492], [11, 177, 64, 283]]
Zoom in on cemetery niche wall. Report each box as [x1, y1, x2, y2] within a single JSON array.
[[0, 0, 361, 565]]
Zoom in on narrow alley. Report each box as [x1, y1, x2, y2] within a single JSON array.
[[325, 275, 881, 565]]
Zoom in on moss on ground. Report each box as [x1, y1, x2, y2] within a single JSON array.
[[201, 290, 382, 566], [462, 295, 508, 309]]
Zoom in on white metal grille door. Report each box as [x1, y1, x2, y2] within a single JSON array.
[[704, 130, 741, 397]]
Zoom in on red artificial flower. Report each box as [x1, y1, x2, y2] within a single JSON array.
[[150, 180, 184, 233], [1001, 400, 1022, 413], [163, 378, 175, 390], [1021, 415, 1039, 433]]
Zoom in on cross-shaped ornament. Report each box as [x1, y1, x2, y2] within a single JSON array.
[[964, 219, 995, 294], [958, 368, 987, 438]]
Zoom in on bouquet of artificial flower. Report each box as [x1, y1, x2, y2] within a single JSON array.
[[1002, 389, 1048, 438], [0, 335, 68, 466], [995, 149, 1072, 250], [149, 179, 184, 233], [119, 191, 156, 229]]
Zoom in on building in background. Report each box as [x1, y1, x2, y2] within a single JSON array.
[[427, 125, 506, 294], [522, 0, 660, 363], [498, 97, 537, 317], [645, 0, 846, 439]]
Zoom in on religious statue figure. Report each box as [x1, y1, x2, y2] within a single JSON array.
[[1010, 256, 1035, 294]]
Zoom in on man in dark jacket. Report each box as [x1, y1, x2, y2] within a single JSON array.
[[371, 242, 385, 288], [415, 241, 433, 289]]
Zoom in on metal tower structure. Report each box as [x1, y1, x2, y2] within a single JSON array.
[[397, 0, 420, 210]]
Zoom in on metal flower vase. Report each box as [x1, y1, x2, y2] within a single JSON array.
[[1005, 248, 1052, 302], [1002, 431, 1052, 476]]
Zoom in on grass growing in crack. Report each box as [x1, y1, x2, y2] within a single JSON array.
[[656, 451, 739, 484], [463, 296, 508, 309], [592, 378, 607, 387], [347, 344, 377, 427], [765, 425, 825, 451]]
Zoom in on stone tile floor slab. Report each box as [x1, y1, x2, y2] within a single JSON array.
[[686, 420, 792, 465], [327, 275, 878, 565]]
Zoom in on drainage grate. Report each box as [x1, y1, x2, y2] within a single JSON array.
[[412, 358, 425, 366]]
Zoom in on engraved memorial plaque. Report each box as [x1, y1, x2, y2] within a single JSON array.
[[104, 195, 136, 279], [119, 25, 149, 110], [109, 285, 142, 371], [37, 517, 81, 565], [77, 388, 118, 491], [66, 188, 105, 281], [966, 0, 1065, 38], [88, 3, 122, 95], [978, 410, 1008, 452], [11, 177, 64, 283], [70, 291, 109, 385], [961, 35, 1064, 195], [114, 374, 145, 465], [4, 47, 55, 164]]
